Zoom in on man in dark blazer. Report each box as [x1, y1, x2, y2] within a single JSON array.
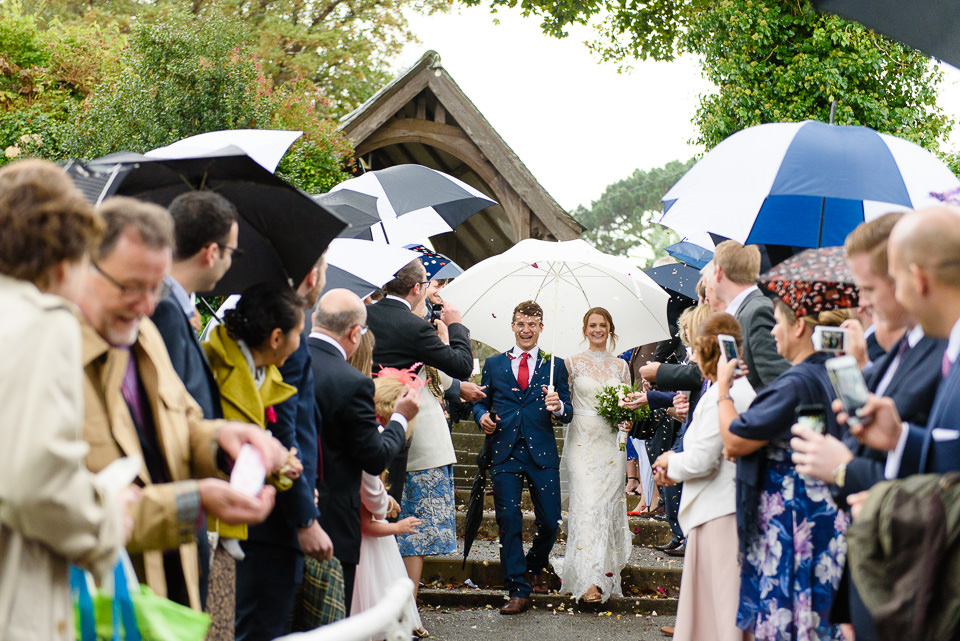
[[310, 288, 419, 609], [846, 208, 960, 475], [235, 256, 333, 641], [473, 300, 573, 615], [366, 259, 474, 501], [151, 190, 238, 421], [711, 241, 791, 391]]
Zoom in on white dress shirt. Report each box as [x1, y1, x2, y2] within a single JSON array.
[[725, 285, 759, 316], [508, 345, 564, 415]]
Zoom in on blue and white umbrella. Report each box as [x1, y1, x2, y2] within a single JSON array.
[[660, 120, 960, 248]]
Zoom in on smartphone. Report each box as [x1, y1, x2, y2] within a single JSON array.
[[813, 326, 848, 353], [230, 444, 266, 498], [826, 355, 870, 428], [795, 404, 826, 435], [717, 334, 742, 374]]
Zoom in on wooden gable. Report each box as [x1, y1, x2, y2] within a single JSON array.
[[339, 50, 582, 268]]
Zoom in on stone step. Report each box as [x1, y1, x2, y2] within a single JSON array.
[[417, 587, 677, 616], [455, 509, 674, 548]]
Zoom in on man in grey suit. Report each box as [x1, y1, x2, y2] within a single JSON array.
[[710, 240, 790, 391]]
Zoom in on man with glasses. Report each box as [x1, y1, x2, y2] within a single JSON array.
[[308, 288, 420, 609], [79, 196, 290, 611]]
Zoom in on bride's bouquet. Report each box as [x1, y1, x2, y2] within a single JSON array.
[[594, 384, 651, 449]]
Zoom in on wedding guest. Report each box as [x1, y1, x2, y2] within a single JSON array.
[[0, 159, 133, 641], [653, 313, 755, 641], [717, 299, 850, 641], [78, 196, 288, 611], [202, 283, 306, 640]]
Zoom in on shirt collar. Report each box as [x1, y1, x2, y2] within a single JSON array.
[[906, 323, 924, 349], [310, 331, 348, 361], [725, 285, 758, 316], [948, 316, 960, 364], [164, 275, 195, 317], [385, 295, 412, 311], [510, 345, 538, 360]]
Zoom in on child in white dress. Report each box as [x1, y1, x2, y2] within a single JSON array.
[[350, 375, 425, 638]]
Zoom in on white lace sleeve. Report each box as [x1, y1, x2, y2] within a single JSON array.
[[619, 358, 630, 385]]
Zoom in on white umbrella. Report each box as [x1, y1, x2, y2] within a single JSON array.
[[440, 239, 671, 387], [659, 120, 960, 248], [146, 129, 303, 173]]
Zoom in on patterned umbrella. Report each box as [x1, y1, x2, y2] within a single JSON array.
[[757, 245, 859, 317], [404, 244, 464, 281]]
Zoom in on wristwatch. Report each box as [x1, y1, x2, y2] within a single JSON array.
[[832, 462, 847, 489]]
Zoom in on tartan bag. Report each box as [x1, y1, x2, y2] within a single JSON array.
[[289, 557, 347, 631]]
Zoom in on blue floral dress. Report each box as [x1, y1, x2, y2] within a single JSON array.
[[729, 353, 848, 641], [737, 447, 848, 641]]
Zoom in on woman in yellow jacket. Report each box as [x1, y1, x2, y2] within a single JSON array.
[[203, 283, 305, 640]]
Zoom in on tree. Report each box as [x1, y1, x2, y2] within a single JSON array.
[[21, 0, 452, 117], [0, 5, 354, 192], [573, 158, 694, 267], [461, 0, 951, 152]]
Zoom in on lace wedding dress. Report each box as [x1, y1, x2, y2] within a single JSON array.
[[554, 350, 632, 602]]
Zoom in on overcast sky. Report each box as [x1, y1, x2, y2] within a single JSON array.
[[400, 5, 960, 213]]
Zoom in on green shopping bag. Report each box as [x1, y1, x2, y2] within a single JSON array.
[[71, 552, 210, 641]]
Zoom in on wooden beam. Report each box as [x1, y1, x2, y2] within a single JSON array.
[[416, 96, 427, 121], [435, 102, 446, 125]]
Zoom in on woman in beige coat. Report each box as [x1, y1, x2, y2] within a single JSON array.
[[0, 160, 133, 640]]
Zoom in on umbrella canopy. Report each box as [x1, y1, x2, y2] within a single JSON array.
[[643, 263, 701, 302], [664, 240, 714, 269], [404, 244, 464, 281], [322, 239, 421, 299], [462, 438, 493, 568], [145, 129, 302, 173], [81, 146, 345, 295], [758, 245, 859, 316], [312, 190, 381, 239], [328, 164, 497, 245], [660, 120, 960, 249], [440, 239, 671, 371], [812, 0, 960, 68]]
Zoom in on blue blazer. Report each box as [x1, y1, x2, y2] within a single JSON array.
[[900, 353, 960, 475], [841, 334, 946, 495], [472, 351, 572, 468]]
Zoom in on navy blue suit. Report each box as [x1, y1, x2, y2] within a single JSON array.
[[899, 352, 960, 475], [236, 323, 321, 641], [472, 351, 572, 598]]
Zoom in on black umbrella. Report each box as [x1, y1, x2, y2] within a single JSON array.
[[813, 0, 960, 67], [76, 147, 346, 295], [312, 189, 381, 239], [462, 437, 493, 568], [643, 263, 701, 302]]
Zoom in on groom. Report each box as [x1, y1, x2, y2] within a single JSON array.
[[473, 300, 573, 614]]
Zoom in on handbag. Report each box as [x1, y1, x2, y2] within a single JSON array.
[[289, 556, 347, 631], [71, 551, 211, 641]]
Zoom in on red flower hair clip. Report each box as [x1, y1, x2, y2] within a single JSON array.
[[374, 363, 426, 389]]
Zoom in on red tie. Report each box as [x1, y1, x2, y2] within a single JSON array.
[[518, 352, 530, 390]]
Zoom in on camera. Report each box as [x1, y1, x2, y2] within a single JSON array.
[[813, 326, 848, 353]]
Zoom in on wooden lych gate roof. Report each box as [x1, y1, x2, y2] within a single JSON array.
[[339, 50, 582, 268]]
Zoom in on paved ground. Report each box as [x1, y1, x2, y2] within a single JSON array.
[[417, 605, 676, 641]]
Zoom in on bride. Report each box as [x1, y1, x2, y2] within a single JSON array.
[[556, 307, 632, 602]]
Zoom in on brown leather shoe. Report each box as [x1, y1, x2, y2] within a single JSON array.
[[660, 626, 675, 636], [526, 570, 549, 594], [499, 596, 532, 615]]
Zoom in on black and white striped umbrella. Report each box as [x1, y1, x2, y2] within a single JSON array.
[[327, 164, 497, 244]]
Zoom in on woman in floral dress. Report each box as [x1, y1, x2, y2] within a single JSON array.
[[716, 299, 851, 641]]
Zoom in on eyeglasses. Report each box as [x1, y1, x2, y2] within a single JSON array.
[[92, 262, 164, 300], [217, 243, 244, 258], [358, 325, 369, 335], [418, 280, 430, 287]]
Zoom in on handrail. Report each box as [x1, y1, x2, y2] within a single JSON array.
[[274, 578, 416, 641]]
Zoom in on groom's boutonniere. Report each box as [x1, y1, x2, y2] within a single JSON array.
[[538, 349, 552, 362]]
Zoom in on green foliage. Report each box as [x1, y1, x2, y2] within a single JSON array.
[[573, 159, 693, 266], [462, 0, 953, 154], [23, 0, 453, 117]]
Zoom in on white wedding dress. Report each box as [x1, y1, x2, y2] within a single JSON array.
[[554, 350, 632, 602]]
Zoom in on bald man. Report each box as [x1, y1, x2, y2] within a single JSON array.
[[307, 288, 420, 608], [839, 206, 960, 476]]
